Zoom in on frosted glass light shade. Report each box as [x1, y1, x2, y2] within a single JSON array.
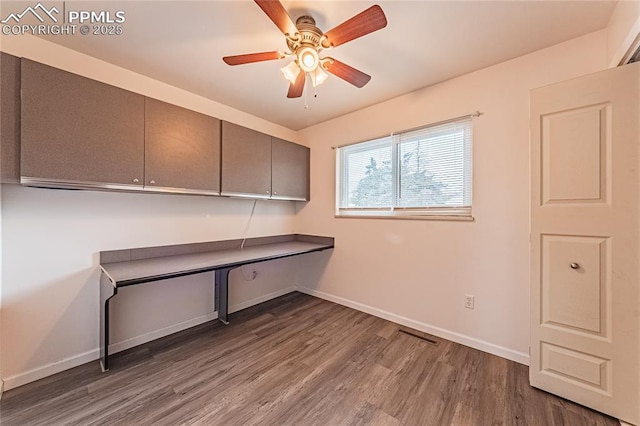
[[310, 66, 329, 87], [280, 61, 300, 84]]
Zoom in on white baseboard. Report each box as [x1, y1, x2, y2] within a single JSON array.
[[3, 287, 295, 391], [229, 287, 296, 314], [3, 312, 218, 391], [296, 286, 530, 366], [107, 311, 218, 355], [110, 286, 296, 354], [3, 348, 99, 391]]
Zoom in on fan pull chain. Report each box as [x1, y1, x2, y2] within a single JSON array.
[[304, 72, 309, 109]]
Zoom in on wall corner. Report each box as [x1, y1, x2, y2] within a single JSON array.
[[606, 0, 640, 67]]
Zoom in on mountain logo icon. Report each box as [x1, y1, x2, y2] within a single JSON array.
[[1, 2, 59, 24]]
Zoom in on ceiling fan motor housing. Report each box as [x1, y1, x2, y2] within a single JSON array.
[[287, 15, 324, 53]]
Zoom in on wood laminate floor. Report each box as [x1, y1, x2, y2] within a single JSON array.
[[0, 292, 619, 426]]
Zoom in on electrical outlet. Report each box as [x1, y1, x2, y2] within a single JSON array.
[[241, 267, 258, 281], [464, 294, 474, 309]]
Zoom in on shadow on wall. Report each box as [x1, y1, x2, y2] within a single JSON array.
[[1, 265, 100, 380], [294, 250, 333, 292]]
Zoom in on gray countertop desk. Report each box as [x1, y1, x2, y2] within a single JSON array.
[[99, 234, 334, 371]]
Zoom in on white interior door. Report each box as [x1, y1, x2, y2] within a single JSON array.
[[530, 62, 640, 425]]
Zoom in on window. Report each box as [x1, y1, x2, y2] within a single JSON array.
[[336, 116, 473, 219]]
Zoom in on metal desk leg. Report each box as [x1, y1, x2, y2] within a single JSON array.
[[214, 267, 234, 325], [100, 271, 117, 372]]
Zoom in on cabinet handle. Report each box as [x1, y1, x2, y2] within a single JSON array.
[[273, 191, 277, 195], [133, 178, 139, 183], [150, 180, 156, 184], [570, 263, 580, 270], [266, 190, 270, 194]]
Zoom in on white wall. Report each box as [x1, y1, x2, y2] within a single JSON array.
[[294, 30, 609, 364], [606, 0, 640, 67], [0, 36, 300, 390]]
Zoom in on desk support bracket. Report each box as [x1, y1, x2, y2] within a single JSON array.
[[99, 271, 117, 372], [215, 267, 237, 325]]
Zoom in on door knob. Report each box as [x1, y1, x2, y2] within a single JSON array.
[[150, 180, 156, 184], [570, 263, 580, 269], [132, 178, 139, 183]]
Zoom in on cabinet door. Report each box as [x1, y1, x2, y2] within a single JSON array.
[[221, 121, 271, 198], [271, 138, 310, 201], [145, 98, 220, 194], [1, 53, 20, 183], [21, 59, 144, 189]]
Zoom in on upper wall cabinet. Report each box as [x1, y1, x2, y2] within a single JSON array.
[[16, 57, 308, 201], [220, 121, 310, 201], [1, 53, 21, 184], [144, 98, 221, 195], [20, 59, 145, 190], [221, 121, 272, 198], [271, 137, 310, 201]]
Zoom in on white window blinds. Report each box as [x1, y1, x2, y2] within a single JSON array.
[[342, 137, 393, 208], [336, 116, 473, 217]]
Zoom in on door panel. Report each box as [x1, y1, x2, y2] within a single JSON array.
[[541, 104, 610, 204], [541, 235, 608, 335], [540, 342, 610, 392], [530, 62, 639, 425]]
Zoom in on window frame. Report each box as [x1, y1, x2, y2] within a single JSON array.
[[335, 116, 475, 221]]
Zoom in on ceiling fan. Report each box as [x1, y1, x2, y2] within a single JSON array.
[[223, 0, 387, 98]]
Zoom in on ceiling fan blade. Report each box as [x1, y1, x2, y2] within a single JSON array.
[[324, 59, 371, 88], [287, 71, 306, 98], [322, 5, 387, 48], [223, 51, 284, 66], [254, 0, 298, 37]]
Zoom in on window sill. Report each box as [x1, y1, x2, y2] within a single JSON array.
[[334, 213, 475, 222]]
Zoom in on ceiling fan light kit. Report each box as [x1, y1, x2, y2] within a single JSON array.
[[296, 46, 320, 73], [223, 0, 387, 100]]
